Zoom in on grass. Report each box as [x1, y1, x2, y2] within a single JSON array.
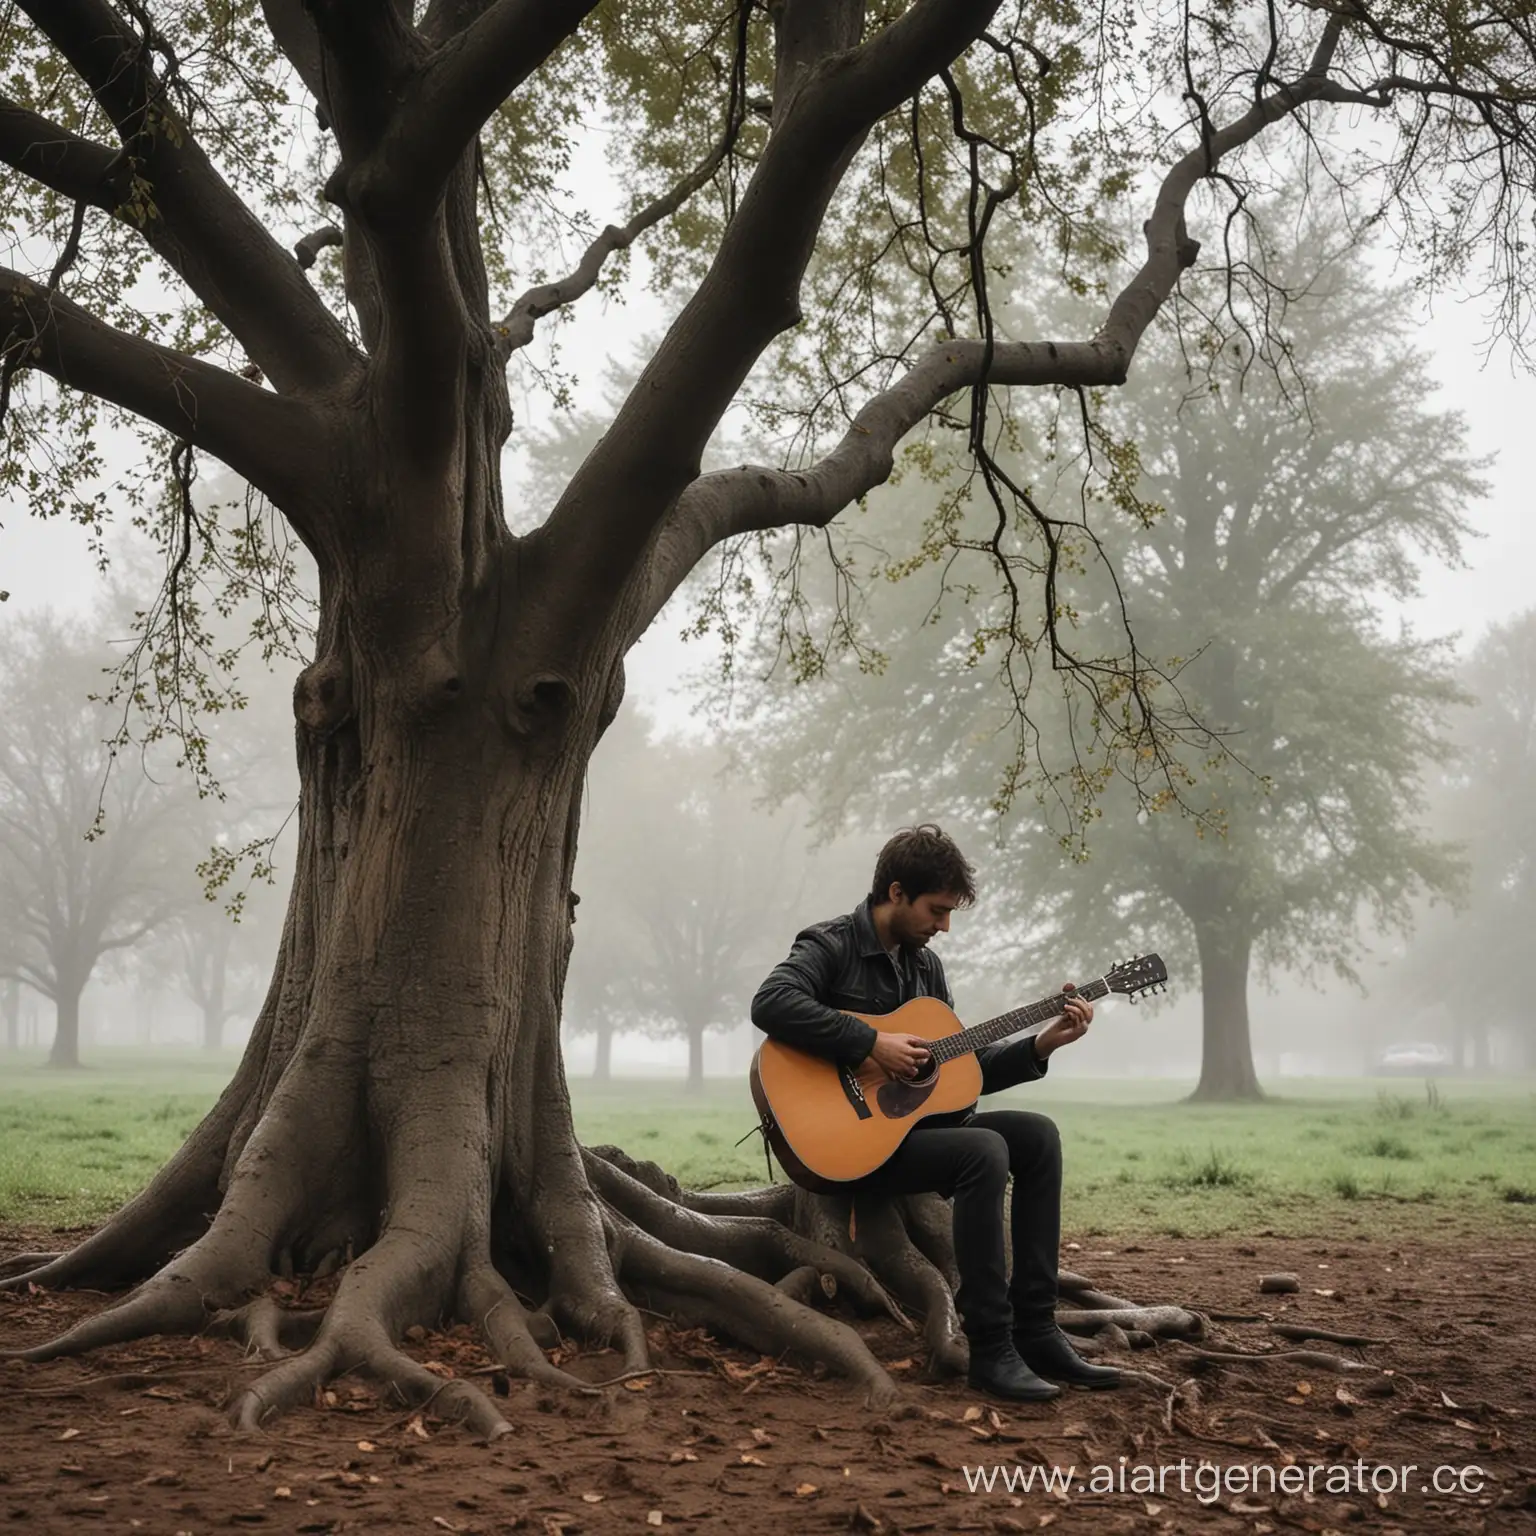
[[1, 1049, 1534, 1238]]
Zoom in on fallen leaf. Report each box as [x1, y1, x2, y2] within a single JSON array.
[[624, 1375, 655, 1392], [356, 1441, 376, 1453], [738, 1453, 767, 1466], [274, 1487, 292, 1498], [887, 1358, 913, 1371], [1335, 1388, 1361, 1406], [406, 1414, 431, 1441], [1314, 1288, 1336, 1298], [794, 1483, 819, 1497], [1295, 1381, 1313, 1396], [748, 1427, 773, 1445], [1452, 1418, 1480, 1432], [1440, 1390, 1459, 1409], [59, 1428, 80, 1441], [1144, 1503, 1161, 1516], [142, 1386, 180, 1401], [432, 1520, 464, 1533], [422, 1361, 454, 1379], [667, 1450, 698, 1464], [581, 1492, 603, 1503], [962, 1406, 983, 1422], [646, 1513, 663, 1528]]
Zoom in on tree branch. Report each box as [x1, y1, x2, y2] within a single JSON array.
[[17, 0, 356, 395], [362, 0, 600, 218], [630, 37, 1365, 637], [542, 0, 1005, 642], [1, 267, 326, 516], [494, 102, 747, 361]]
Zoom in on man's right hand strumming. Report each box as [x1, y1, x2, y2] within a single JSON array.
[[868, 1031, 931, 1079]]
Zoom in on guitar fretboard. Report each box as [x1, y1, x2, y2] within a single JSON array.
[[927, 977, 1110, 1064]]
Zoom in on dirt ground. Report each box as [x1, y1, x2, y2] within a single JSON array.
[[2, 1226, 1532, 1536]]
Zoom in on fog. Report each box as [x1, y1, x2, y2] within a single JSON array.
[[3, 140, 1535, 1093]]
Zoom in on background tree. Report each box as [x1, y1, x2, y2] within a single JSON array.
[[568, 704, 823, 1089], [0, 614, 197, 1066], [2, 0, 1534, 1426], [731, 218, 1479, 1100], [1393, 610, 1536, 1070]]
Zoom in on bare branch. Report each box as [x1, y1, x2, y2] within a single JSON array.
[[295, 225, 344, 271], [0, 267, 326, 517], [494, 97, 747, 360], [0, 99, 129, 208], [17, 0, 356, 394]]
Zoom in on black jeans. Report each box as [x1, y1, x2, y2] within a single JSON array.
[[855, 1110, 1062, 1350]]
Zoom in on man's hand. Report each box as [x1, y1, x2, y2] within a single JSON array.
[[1033, 983, 1094, 1058], [868, 1031, 931, 1079]]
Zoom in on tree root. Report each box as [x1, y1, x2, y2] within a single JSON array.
[[1056, 1304, 1205, 1340], [608, 1210, 898, 1406], [207, 1298, 328, 1360], [1170, 1341, 1382, 1373], [1270, 1323, 1388, 1348], [0, 1251, 63, 1279]]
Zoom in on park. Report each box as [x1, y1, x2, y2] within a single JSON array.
[[3, 1, 1536, 1531]]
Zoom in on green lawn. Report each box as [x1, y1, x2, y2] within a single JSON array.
[[2, 1049, 1533, 1237]]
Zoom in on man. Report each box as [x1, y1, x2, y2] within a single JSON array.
[[750, 824, 1121, 1402]]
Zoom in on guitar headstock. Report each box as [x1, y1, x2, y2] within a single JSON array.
[[1103, 953, 1167, 1001]]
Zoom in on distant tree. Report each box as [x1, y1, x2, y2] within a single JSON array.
[[0, 614, 197, 1066], [1400, 611, 1536, 1069], [734, 223, 1479, 1100], [569, 704, 816, 1089]]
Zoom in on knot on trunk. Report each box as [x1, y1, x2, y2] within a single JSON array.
[[508, 672, 575, 741], [294, 654, 355, 736]]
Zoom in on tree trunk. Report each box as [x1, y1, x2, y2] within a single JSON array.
[[47, 981, 83, 1069], [2, 978, 17, 1051], [1189, 923, 1263, 1102], [593, 1017, 613, 1081], [687, 1020, 705, 1091]]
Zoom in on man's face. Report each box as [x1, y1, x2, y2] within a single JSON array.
[[888, 886, 962, 947]]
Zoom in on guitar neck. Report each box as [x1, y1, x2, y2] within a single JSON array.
[[928, 977, 1111, 1065]]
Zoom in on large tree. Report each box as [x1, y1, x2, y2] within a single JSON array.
[[2, 0, 1535, 1426], [732, 221, 1480, 1100], [0, 613, 196, 1066]]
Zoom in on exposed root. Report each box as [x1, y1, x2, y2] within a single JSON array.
[[775, 1264, 835, 1307], [207, 1298, 327, 1360], [843, 1198, 967, 1379], [0, 1252, 62, 1279], [1270, 1323, 1388, 1348], [608, 1211, 898, 1406], [459, 1263, 596, 1390], [229, 1340, 341, 1430], [1056, 1304, 1205, 1341], [1, 1269, 234, 1363], [585, 1150, 907, 1325], [1171, 1342, 1382, 1374], [586, 1145, 796, 1222]]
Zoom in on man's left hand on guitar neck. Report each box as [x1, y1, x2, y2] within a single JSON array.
[[1032, 983, 1094, 1058]]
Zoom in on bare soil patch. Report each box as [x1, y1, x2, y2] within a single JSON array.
[[3, 1226, 1532, 1535]]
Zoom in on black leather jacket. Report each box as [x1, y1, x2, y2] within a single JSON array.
[[750, 896, 1048, 1095]]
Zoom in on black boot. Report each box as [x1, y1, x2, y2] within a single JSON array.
[[1015, 1327, 1122, 1389], [966, 1340, 1062, 1402]]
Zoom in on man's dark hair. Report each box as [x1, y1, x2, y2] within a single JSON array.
[[869, 824, 977, 907]]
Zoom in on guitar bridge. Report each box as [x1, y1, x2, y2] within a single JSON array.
[[838, 1064, 874, 1120]]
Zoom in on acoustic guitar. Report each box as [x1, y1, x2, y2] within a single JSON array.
[[749, 954, 1168, 1192]]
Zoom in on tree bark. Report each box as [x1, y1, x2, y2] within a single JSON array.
[[1189, 922, 1263, 1102], [47, 980, 83, 1069]]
